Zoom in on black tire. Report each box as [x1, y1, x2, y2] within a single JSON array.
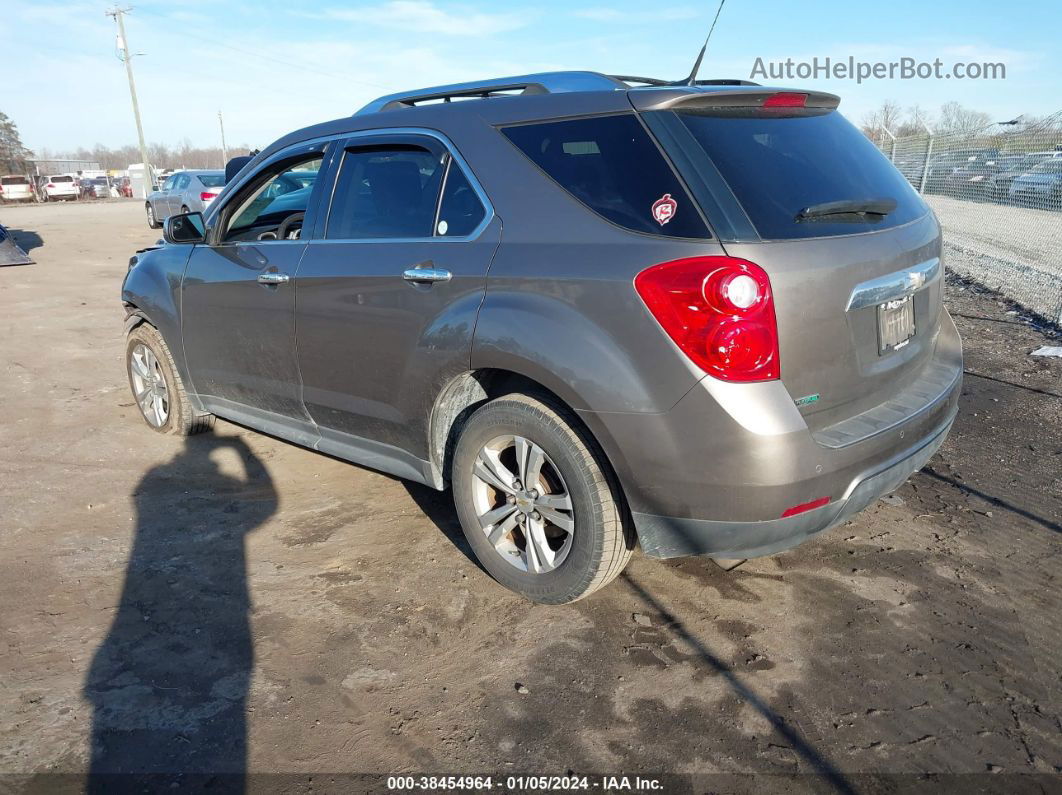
[[125, 323, 214, 436], [146, 203, 161, 229], [452, 393, 634, 604]]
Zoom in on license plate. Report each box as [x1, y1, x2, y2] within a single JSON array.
[[878, 297, 915, 354]]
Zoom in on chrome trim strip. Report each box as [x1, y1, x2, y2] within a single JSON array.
[[846, 257, 940, 311]]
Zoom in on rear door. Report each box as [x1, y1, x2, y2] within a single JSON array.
[[181, 145, 331, 437], [640, 97, 943, 428], [295, 132, 501, 463]]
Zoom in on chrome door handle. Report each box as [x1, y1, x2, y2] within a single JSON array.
[[403, 267, 452, 284], [257, 272, 290, 285]]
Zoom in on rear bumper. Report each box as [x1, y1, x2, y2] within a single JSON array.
[[577, 308, 962, 560], [633, 412, 954, 559]]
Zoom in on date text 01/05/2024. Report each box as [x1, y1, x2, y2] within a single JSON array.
[[386, 774, 664, 791]]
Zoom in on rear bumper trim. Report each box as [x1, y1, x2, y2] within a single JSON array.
[[633, 412, 955, 560]]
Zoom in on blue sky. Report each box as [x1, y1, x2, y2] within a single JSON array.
[[7, 0, 1060, 155]]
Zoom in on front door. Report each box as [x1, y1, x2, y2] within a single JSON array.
[[181, 147, 330, 440], [295, 134, 501, 465]]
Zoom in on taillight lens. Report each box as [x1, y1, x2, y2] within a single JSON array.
[[763, 92, 808, 108], [634, 256, 780, 382], [200, 191, 218, 201], [46, 183, 55, 189]]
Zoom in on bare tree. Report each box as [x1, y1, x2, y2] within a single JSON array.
[[936, 101, 993, 135], [861, 100, 903, 141]]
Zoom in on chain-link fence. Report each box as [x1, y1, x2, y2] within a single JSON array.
[[876, 113, 1062, 324]]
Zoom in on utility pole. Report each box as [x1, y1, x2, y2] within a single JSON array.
[[107, 6, 151, 199], [218, 110, 228, 167]]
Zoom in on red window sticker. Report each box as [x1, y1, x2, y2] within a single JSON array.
[[652, 193, 677, 226]]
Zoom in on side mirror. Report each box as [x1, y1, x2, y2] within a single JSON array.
[[164, 211, 206, 244]]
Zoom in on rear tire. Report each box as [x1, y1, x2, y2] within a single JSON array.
[[126, 323, 214, 436], [452, 393, 634, 604]]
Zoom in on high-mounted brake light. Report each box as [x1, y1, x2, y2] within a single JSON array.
[[762, 92, 808, 108], [635, 256, 780, 382]]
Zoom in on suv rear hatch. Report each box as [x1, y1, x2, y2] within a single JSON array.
[[634, 88, 947, 434]]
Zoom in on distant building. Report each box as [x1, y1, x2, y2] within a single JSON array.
[[29, 158, 102, 176]]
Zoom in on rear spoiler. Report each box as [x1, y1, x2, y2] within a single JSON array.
[[629, 87, 840, 113]]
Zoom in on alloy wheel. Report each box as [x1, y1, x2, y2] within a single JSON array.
[[470, 434, 575, 574], [129, 343, 170, 427]]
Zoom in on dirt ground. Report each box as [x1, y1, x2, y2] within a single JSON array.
[[0, 201, 1059, 792]]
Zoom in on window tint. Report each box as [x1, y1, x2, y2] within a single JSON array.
[[162, 176, 177, 190], [198, 174, 225, 188], [326, 146, 443, 240], [2, 176, 28, 185], [675, 110, 928, 240], [436, 162, 486, 236], [175, 174, 190, 189], [51, 175, 74, 183], [501, 114, 709, 238], [224, 156, 322, 242]]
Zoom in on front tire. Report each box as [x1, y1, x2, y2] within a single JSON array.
[[146, 203, 161, 229], [126, 323, 213, 436], [452, 393, 634, 604]]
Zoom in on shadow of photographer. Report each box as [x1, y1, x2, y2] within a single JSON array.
[[84, 434, 276, 791]]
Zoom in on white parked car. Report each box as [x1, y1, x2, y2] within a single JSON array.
[[42, 175, 79, 201], [1, 175, 34, 203]]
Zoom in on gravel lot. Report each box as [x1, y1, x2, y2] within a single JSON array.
[[0, 201, 1059, 792]]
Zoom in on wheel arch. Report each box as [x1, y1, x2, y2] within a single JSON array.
[[427, 369, 634, 509]]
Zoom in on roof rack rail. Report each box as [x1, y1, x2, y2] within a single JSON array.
[[611, 75, 761, 87], [356, 71, 627, 115]]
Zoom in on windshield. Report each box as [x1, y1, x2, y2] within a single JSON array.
[[1, 176, 28, 185], [675, 110, 928, 239], [198, 174, 225, 188], [50, 175, 74, 182]]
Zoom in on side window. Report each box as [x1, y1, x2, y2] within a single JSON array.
[[326, 146, 443, 240], [222, 155, 323, 243], [435, 161, 486, 237], [501, 114, 710, 239], [174, 174, 189, 190], [162, 176, 177, 191]]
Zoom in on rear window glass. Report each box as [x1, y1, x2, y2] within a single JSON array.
[[676, 110, 928, 240], [50, 175, 74, 183], [198, 174, 225, 188], [436, 161, 486, 237], [501, 114, 709, 239], [2, 176, 28, 185]]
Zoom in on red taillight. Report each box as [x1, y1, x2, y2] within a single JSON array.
[[46, 183, 55, 189], [781, 496, 830, 518], [762, 92, 808, 108], [634, 256, 780, 382], [200, 191, 218, 201]]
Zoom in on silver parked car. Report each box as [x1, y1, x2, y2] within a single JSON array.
[[145, 170, 226, 229]]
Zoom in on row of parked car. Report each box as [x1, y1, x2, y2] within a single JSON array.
[[0, 173, 135, 203], [902, 149, 1062, 208]]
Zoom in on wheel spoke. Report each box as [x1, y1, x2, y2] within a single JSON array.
[[536, 505, 574, 533], [536, 492, 572, 511], [131, 350, 150, 378], [487, 511, 520, 547], [522, 441, 545, 491], [152, 394, 166, 425], [474, 448, 517, 494], [479, 502, 517, 531], [525, 519, 555, 573]]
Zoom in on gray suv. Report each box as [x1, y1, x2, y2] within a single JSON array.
[[121, 72, 962, 603]]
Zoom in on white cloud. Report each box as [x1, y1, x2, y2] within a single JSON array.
[[573, 7, 700, 23], [320, 1, 529, 36]]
